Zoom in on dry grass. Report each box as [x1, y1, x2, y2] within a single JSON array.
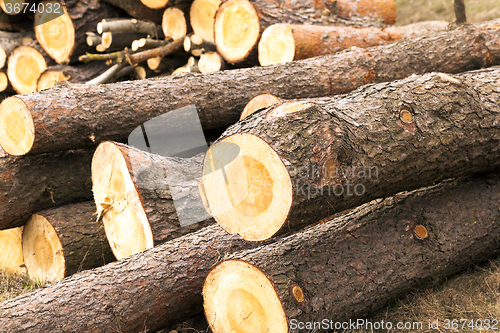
[[0, 271, 44, 303], [395, 0, 500, 25]]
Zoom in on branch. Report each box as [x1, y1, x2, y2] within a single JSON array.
[[454, 0, 467, 24], [126, 35, 189, 66], [79, 50, 130, 64]]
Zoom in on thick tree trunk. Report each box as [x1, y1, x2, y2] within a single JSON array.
[[0, 226, 25, 275], [92, 141, 213, 260], [258, 21, 449, 66], [22, 201, 115, 284], [0, 21, 498, 156], [203, 174, 500, 333], [101, 0, 163, 23], [36, 62, 109, 91], [0, 224, 265, 332], [201, 67, 500, 241], [0, 149, 93, 230]]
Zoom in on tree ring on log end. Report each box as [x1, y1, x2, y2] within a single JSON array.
[[162, 7, 187, 41], [37, 70, 70, 91], [258, 24, 295, 66], [202, 133, 292, 241], [203, 260, 288, 333], [0, 227, 26, 275], [7, 46, 47, 94], [22, 215, 65, 283], [0, 96, 35, 156], [92, 141, 154, 260], [190, 0, 221, 43], [265, 102, 313, 119], [240, 94, 282, 120], [35, 1, 75, 64], [214, 0, 260, 64]]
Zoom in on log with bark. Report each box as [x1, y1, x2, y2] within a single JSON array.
[[6, 45, 46, 93], [259, 21, 449, 66], [22, 201, 115, 283], [102, 0, 162, 23], [213, 0, 392, 64], [201, 67, 500, 241], [0, 149, 93, 230], [203, 174, 500, 333], [172, 55, 199, 74], [0, 30, 35, 61], [198, 51, 226, 73], [36, 62, 110, 91], [189, 0, 221, 42], [0, 21, 498, 156], [34, 0, 122, 64], [184, 34, 216, 56], [0, 223, 265, 332], [0, 226, 26, 275], [92, 141, 213, 259]]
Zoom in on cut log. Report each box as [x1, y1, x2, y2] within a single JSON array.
[[184, 34, 216, 56], [22, 201, 115, 284], [201, 67, 500, 241], [0, 149, 93, 230], [0, 226, 26, 275], [198, 51, 226, 73], [0, 223, 265, 333], [134, 65, 155, 79], [97, 19, 164, 39], [35, 0, 123, 63], [101, 32, 148, 50], [92, 141, 213, 259], [36, 62, 109, 91], [0, 30, 35, 58], [6, 45, 46, 94], [259, 21, 449, 66], [189, 0, 221, 42], [101, 0, 163, 23], [214, 0, 393, 64], [0, 71, 9, 92], [132, 37, 170, 51], [86, 32, 101, 47], [126, 35, 187, 65], [162, 5, 190, 40], [1, 21, 499, 156], [172, 56, 199, 74], [240, 93, 281, 120], [147, 54, 186, 72], [203, 174, 500, 333]]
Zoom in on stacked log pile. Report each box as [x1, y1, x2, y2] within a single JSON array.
[[0, 0, 498, 332]]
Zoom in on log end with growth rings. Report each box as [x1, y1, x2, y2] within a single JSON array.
[[214, 0, 260, 64], [34, 1, 75, 64], [202, 133, 292, 241], [162, 7, 187, 41], [240, 94, 282, 120], [22, 215, 65, 283], [0, 96, 35, 156], [190, 0, 221, 43], [92, 141, 154, 260], [7, 46, 47, 94], [0, 226, 26, 275], [37, 70, 70, 91], [258, 24, 295, 66], [203, 260, 288, 333]]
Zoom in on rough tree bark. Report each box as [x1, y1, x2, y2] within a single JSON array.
[[0, 149, 93, 230], [101, 0, 163, 23], [0, 21, 498, 155], [201, 67, 500, 240], [92, 141, 213, 260], [0, 224, 266, 332], [22, 201, 115, 283], [203, 174, 500, 333]]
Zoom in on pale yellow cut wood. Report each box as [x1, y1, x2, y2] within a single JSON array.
[[203, 260, 288, 333], [6, 46, 47, 94], [190, 0, 221, 43], [258, 24, 295, 66], [162, 7, 187, 40], [240, 93, 282, 120], [140, 0, 168, 10], [0, 47, 6, 68], [22, 215, 65, 283], [201, 133, 292, 241], [92, 141, 153, 260], [0, 96, 35, 156], [0, 71, 8, 92], [0, 227, 26, 275], [37, 70, 70, 91], [34, 1, 75, 64], [198, 51, 224, 73]]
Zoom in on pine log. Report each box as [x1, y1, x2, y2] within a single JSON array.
[[0, 149, 93, 230], [132, 37, 170, 51], [86, 32, 101, 47], [198, 51, 226, 73], [162, 5, 191, 40], [92, 141, 213, 260], [6, 45, 46, 94], [203, 174, 500, 333], [240, 93, 281, 120], [36, 62, 109, 91], [22, 201, 115, 283], [213, 0, 392, 64], [0, 30, 35, 63], [97, 19, 164, 38], [101, 0, 163, 23], [0, 226, 25, 275], [201, 67, 500, 241], [35, 0, 122, 64], [259, 21, 449, 66], [0, 22, 499, 156], [190, 0, 221, 42], [0, 224, 265, 332]]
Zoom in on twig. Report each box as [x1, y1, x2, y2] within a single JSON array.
[[454, 0, 467, 24], [79, 49, 130, 64], [86, 62, 128, 85], [126, 34, 190, 66]]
